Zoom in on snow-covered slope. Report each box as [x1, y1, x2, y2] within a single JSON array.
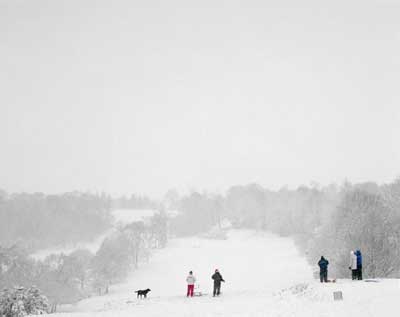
[[51, 230, 400, 316], [112, 209, 157, 225]]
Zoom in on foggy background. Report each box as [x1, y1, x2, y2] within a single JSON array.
[[2, 1, 400, 316], [1, 0, 399, 198]]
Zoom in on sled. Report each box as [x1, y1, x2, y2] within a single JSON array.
[[193, 284, 206, 296]]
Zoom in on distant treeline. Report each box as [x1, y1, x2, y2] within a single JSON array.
[[0, 191, 112, 251], [112, 194, 160, 210], [169, 179, 400, 279]]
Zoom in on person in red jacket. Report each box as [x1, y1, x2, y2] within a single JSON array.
[[186, 271, 196, 297]]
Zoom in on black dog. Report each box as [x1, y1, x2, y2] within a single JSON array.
[[135, 288, 151, 298]]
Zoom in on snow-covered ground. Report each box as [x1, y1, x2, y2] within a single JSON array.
[[24, 207, 397, 316], [50, 230, 400, 316]]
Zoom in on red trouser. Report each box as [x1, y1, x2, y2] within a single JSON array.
[[187, 284, 194, 297]]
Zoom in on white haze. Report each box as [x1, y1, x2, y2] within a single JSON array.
[[1, 0, 400, 198]]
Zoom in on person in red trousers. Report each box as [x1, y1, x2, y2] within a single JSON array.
[[186, 271, 196, 297]]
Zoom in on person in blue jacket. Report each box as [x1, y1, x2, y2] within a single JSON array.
[[355, 250, 362, 280], [318, 256, 329, 283]]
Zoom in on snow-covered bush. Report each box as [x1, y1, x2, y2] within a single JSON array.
[[0, 286, 49, 316]]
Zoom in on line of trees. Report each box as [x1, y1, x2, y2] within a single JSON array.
[[112, 194, 160, 210], [0, 191, 113, 251], [169, 192, 224, 236], [169, 178, 400, 279], [92, 211, 168, 295]]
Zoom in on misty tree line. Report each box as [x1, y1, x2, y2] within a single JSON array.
[[0, 211, 168, 314], [0, 191, 112, 250], [0, 190, 162, 252], [169, 179, 400, 279], [112, 194, 160, 210]]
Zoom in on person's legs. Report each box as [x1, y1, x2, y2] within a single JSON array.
[[189, 285, 194, 297], [358, 266, 362, 280], [320, 272, 323, 283], [323, 271, 328, 283], [213, 284, 217, 296], [216, 284, 221, 295], [187, 285, 190, 297]]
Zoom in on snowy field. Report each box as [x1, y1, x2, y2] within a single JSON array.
[[40, 229, 400, 316], [50, 230, 400, 317]]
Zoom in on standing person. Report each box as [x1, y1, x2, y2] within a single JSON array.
[[355, 250, 362, 280], [211, 269, 225, 297], [318, 256, 329, 283], [186, 271, 196, 297], [349, 251, 358, 280]]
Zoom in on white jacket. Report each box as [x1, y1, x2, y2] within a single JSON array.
[[186, 274, 196, 285], [349, 251, 357, 270]]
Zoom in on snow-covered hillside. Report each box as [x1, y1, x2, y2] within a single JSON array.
[[112, 209, 157, 225], [49, 230, 400, 317]]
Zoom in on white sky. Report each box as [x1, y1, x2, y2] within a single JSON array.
[[1, 0, 399, 198]]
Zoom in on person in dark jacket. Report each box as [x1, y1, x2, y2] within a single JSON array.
[[211, 269, 225, 296], [318, 256, 329, 283], [355, 250, 362, 280]]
